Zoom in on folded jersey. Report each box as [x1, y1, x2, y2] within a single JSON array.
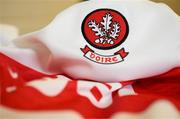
[[0, 0, 180, 82]]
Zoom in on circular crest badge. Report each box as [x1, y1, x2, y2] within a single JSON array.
[[81, 9, 129, 64], [82, 9, 129, 50]]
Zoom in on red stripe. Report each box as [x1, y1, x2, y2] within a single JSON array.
[[0, 52, 180, 118]]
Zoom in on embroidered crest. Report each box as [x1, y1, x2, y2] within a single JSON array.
[[81, 9, 129, 64]]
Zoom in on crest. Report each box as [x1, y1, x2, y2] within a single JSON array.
[[81, 9, 129, 64]]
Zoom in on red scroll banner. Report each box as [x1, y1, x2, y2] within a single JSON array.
[[81, 45, 129, 64]]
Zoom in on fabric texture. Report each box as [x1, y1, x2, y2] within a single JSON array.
[[0, 52, 180, 118], [0, 0, 180, 119]]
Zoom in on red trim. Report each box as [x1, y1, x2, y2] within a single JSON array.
[[0, 52, 180, 118], [80, 45, 93, 54], [115, 48, 129, 59]]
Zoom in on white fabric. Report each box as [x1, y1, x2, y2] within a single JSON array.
[[0, 0, 179, 82]]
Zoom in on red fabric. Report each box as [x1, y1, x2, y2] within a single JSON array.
[[0, 52, 180, 118]]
